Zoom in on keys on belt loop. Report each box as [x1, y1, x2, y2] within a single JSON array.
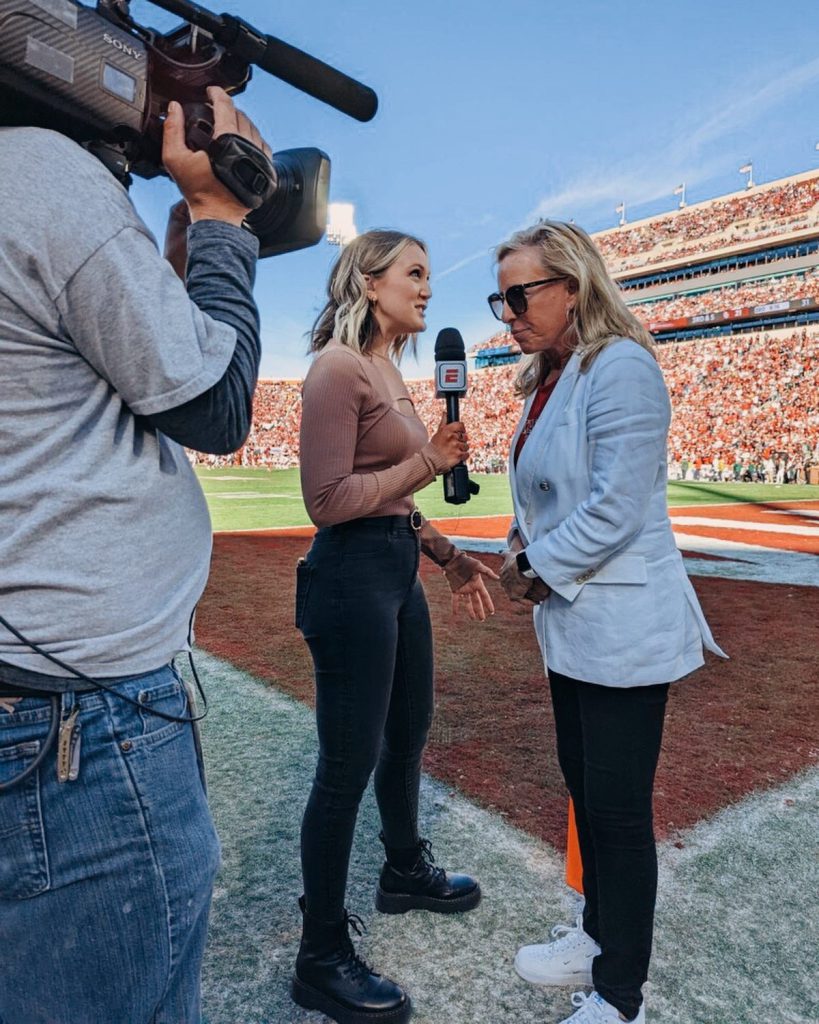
[[57, 704, 81, 783], [409, 507, 423, 532]]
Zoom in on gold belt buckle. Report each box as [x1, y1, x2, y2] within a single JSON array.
[[409, 508, 423, 532]]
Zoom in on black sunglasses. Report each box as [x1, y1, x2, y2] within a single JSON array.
[[487, 276, 568, 320]]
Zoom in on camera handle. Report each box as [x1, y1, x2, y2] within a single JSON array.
[[147, 0, 377, 122], [183, 103, 276, 210]]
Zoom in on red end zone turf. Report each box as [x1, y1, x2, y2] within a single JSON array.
[[197, 533, 819, 851]]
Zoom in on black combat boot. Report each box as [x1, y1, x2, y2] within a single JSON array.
[[375, 835, 481, 915], [292, 897, 412, 1024]]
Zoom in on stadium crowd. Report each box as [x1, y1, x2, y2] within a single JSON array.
[[661, 327, 819, 483], [190, 379, 302, 469], [469, 270, 819, 353], [190, 327, 819, 483], [595, 174, 819, 274], [626, 267, 819, 324]]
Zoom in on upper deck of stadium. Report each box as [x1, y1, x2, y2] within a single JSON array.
[[594, 168, 819, 281], [469, 166, 819, 357]]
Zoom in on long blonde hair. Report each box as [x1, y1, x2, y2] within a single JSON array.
[[310, 229, 427, 361], [495, 220, 655, 396]]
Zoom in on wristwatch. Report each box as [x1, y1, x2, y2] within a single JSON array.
[[516, 550, 539, 579]]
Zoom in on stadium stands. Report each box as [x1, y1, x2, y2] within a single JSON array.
[[594, 170, 819, 275], [189, 326, 819, 483], [627, 267, 819, 327], [189, 167, 818, 482]]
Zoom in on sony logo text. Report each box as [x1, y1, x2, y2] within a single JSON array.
[[102, 33, 144, 61]]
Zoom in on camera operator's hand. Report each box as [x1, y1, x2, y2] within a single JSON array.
[[162, 86, 272, 226]]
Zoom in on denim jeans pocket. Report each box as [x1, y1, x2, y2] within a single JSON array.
[[0, 740, 50, 899], [126, 677, 188, 747], [295, 559, 313, 630]]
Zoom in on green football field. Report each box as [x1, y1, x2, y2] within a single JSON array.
[[196, 466, 819, 532], [192, 467, 819, 1023]]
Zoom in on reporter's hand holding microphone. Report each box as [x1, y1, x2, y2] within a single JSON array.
[[429, 410, 470, 466]]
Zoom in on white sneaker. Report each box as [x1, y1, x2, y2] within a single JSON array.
[[558, 991, 646, 1024], [514, 915, 601, 986]]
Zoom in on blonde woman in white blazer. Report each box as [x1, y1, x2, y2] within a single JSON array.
[[491, 222, 725, 1024]]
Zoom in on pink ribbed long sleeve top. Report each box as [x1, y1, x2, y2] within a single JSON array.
[[299, 341, 479, 589]]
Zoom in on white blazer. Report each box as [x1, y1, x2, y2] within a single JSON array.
[[509, 338, 726, 687]]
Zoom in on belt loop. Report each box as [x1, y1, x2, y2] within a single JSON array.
[[60, 690, 76, 717]]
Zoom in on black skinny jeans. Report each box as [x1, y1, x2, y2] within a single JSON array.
[[548, 670, 669, 1022], [296, 517, 434, 922]]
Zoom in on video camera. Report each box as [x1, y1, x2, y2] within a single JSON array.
[[0, 0, 378, 256]]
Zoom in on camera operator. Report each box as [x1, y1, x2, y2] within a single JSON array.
[[0, 86, 269, 1023]]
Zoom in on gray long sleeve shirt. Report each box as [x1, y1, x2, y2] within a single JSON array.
[[0, 127, 260, 681]]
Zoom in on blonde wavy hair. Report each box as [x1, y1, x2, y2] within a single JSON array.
[[495, 220, 655, 396], [310, 229, 427, 361]]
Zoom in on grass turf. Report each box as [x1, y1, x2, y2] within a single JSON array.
[[195, 467, 819, 533], [196, 651, 819, 1024]]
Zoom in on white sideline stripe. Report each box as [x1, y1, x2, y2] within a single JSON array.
[[761, 507, 819, 520], [443, 535, 819, 588], [672, 498, 819, 509], [196, 652, 819, 1024], [671, 516, 819, 536], [671, 532, 819, 586]]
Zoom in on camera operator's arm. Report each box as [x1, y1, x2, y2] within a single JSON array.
[[57, 89, 267, 455], [143, 90, 271, 453]]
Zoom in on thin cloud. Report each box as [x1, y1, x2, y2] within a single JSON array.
[[438, 53, 819, 279], [685, 55, 819, 153], [436, 246, 495, 280]]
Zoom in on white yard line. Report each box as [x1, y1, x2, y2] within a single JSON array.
[[205, 492, 302, 500]]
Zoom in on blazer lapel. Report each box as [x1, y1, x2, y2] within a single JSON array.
[[516, 353, 582, 513], [508, 389, 536, 504]]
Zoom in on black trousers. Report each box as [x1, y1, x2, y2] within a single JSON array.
[[548, 670, 670, 1022], [297, 518, 434, 922]]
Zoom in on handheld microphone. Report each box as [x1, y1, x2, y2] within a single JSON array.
[[434, 328, 480, 505]]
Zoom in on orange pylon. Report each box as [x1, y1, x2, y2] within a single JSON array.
[[565, 798, 583, 894]]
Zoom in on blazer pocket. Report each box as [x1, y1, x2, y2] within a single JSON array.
[[586, 553, 647, 585], [551, 413, 579, 429]]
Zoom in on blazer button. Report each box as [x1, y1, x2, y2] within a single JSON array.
[[539, 480, 551, 492]]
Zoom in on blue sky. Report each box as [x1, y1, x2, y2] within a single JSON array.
[[129, 0, 819, 380]]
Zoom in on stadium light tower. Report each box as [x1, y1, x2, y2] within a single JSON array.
[[326, 202, 358, 247], [739, 162, 754, 189], [673, 183, 687, 208], [615, 201, 627, 226]]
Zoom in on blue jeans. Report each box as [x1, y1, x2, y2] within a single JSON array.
[[549, 671, 669, 1022], [297, 517, 435, 921], [0, 665, 221, 1024]]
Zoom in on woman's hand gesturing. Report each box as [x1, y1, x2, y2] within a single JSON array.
[[429, 412, 470, 470], [451, 562, 499, 621]]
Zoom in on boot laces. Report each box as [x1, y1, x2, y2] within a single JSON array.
[[417, 838, 446, 885], [342, 910, 380, 981]]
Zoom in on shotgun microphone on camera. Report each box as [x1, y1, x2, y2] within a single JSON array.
[[434, 328, 479, 505]]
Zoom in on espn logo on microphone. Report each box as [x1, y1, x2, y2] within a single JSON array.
[[435, 361, 467, 394]]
